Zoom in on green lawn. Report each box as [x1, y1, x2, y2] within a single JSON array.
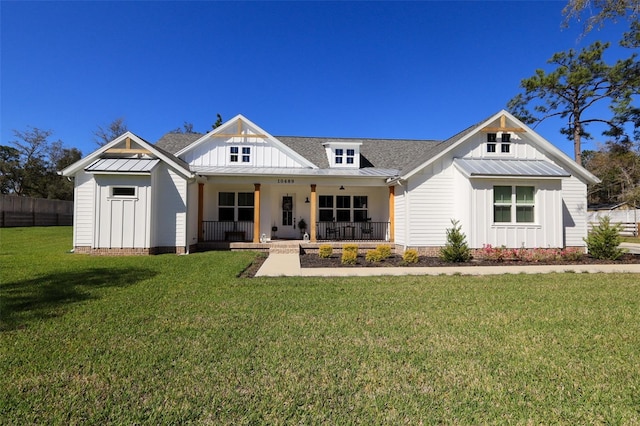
[[2, 227, 640, 424]]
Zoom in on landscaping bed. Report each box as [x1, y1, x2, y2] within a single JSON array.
[[300, 252, 640, 268]]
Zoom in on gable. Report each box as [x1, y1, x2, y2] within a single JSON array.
[[175, 115, 317, 170], [399, 110, 599, 185], [60, 132, 193, 179]]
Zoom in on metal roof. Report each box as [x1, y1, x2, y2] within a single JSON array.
[[85, 158, 160, 174], [453, 158, 571, 178], [191, 165, 400, 178]]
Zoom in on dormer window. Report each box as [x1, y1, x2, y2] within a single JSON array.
[[346, 149, 355, 164], [323, 141, 362, 168]]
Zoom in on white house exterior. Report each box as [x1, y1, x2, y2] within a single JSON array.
[[61, 110, 599, 255]]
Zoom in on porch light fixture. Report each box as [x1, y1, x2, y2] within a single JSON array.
[[339, 185, 345, 190], [305, 197, 310, 203]]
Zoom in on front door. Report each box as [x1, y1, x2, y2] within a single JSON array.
[[280, 195, 296, 239]]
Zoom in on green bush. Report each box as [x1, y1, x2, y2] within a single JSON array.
[[343, 244, 359, 254], [439, 219, 472, 263], [376, 245, 392, 259], [402, 249, 419, 264], [365, 249, 385, 263], [318, 244, 333, 258], [341, 250, 358, 265], [584, 216, 625, 260]]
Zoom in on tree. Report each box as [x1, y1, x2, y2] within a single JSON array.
[[1, 127, 81, 200], [93, 117, 128, 146], [212, 113, 223, 129], [584, 140, 640, 205], [169, 122, 198, 134], [563, 0, 640, 34], [508, 41, 639, 165]]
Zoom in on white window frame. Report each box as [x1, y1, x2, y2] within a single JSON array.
[[110, 186, 137, 198], [229, 146, 252, 164], [493, 185, 536, 224]]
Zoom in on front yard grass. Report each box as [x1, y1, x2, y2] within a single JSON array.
[[2, 227, 640, 424]]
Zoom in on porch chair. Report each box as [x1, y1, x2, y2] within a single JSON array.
[[360, 222, 373, 240], [326, 226, 340, 240]]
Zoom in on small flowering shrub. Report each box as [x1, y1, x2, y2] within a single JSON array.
[[376, 245, 392, 259], [366, 248, 385, 263], [318, 244, 333, 258], [341, 250, 358, 265], [480, 244, 585, 262], [402, 249, 419, 264]]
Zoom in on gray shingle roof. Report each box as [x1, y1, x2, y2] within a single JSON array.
[[156, 132, 443, 170]]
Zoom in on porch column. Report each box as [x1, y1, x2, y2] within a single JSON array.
[[388, 186, 395, 242], [310, 184, 317, 242], [253, 183, 261, 243], [197, 183, 204, 242]]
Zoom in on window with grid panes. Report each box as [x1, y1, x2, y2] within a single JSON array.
[[319, 195, 334, 221]]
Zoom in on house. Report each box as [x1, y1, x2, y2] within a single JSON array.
[[61, 110, 600, 255]]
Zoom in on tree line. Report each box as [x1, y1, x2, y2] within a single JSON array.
[[0, 116, 223, 201]]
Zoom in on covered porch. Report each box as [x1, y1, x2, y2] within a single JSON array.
[[195, 178, 396, 243]]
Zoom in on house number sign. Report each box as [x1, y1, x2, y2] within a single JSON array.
[[277, 178, 295, 184]]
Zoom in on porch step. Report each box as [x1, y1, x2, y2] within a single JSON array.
[[269, 242, 301, 254]]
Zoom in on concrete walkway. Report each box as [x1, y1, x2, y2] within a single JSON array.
[[255, 245, 640, 277]]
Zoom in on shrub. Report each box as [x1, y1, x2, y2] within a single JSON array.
[[440, 219, 472, 263], [341, 250, 358, 265], [402, 249, 419, 264], [318, 244, 333, 258], [365, 249, 385, 263], [376, 245, 392, 259], [343, 244, 359, 255], [584, 216, 625, 260]]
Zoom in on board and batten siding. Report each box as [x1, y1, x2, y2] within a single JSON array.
[[182, 138, 306, 169], [73, 171, 95, 246], [562, 176, 589, 247], [467, 179, 563, 248], [151, 165, 188, 248], [94, 175, 151, 249]]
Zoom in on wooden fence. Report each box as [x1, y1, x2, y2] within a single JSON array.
[[588, 222, 639, 237], [1, 195, 73, 227]]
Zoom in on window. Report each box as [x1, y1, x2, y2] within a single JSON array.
[[493, 186, 535, 223], [230, 146, 250, 163], [242, 147, 251, 163], [501, 133, 511, 153], [336, 196, 351, 221], [111, 187, 136, 197], [346, 149, 355, 164], [487, 133, 497, 142], [218, 192, 254, 222], [219, 192, 235, 221], [335, 148, 344, 164], [319, 195, 367, 222], [487, 143, 496, 153], [353, 196, 368, 222], [319, 195, 334, 221], [230, 147, 239, 162], [238, 192, 255, 221]]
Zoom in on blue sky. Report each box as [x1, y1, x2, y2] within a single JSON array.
[[1, 1, 633, 158]]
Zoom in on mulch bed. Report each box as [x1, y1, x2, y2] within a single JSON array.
[[299, 253, 640, 268]]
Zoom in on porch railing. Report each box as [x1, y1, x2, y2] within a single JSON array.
[[202, 221, 254, 242], [316, 221, 389, 241]]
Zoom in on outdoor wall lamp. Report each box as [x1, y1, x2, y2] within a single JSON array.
[[339, 185, 345, 190]]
